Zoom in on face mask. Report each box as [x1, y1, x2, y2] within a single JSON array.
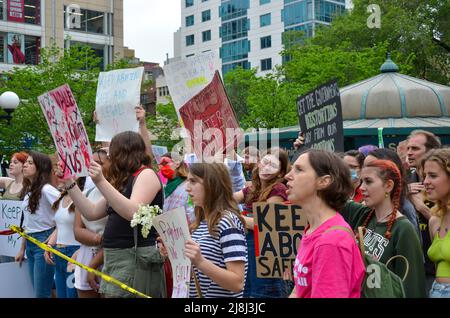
[[160, 165, 176, 180], [350, 169, 359, 181]]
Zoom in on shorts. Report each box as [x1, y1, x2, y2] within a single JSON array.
[[74, 244, 101, 291]]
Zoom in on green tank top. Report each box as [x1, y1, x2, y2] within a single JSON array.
[[0, 181, 22, 201], [428, 227, 450, 278]]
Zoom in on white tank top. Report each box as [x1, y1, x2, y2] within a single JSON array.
[[81, 187, 107, 235], [54, 202, 80, 246]]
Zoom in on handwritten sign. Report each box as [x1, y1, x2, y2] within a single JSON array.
[[179, 71, 241, 160], [38, 84, 92, 179], [153, 207, 191, 298], [163, 51, 221, 112], [253, 203, 307, 278], [297, 79, 344, 153], [0, 200, 22, 258], [95, 67, 144, 141]]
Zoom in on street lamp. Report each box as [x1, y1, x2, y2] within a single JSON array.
[[0, 91, 20, 124]]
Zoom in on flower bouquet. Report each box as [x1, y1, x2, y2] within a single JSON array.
[[130, 204, 162, 238]]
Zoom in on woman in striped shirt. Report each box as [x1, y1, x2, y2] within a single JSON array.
[[184, 163, 247, 298]]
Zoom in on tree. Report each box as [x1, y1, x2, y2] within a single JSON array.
[[224, 67, 256, 122], [146, 101, 181, 150], [0, 43, 134, 156], [312, 0, 449, 84]]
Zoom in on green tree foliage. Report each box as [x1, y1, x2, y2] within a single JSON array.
[[146, 101, 181, 150], [0, 43, 134, 156], [312, 0, 450, 84]]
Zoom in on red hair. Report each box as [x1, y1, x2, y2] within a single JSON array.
[[361, 159, 403, 240], [12, 152, 28, 164]]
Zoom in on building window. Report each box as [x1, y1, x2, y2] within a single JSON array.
[[185, 0, 194, 8], [186, 34, 195, 46], [219, 0, 250, 21], [202, 30, 211, 42], [201, 9, 211, 22], [220, 39, 250, 63], [220, 18, 249, 42], [260, 0, 270, 4], [5, 0, 41, 25], [261, 58, 272, 71], [4, 32, 40, 65], [260, 35, 271, 49], [260, 13, 271, 27], [186, 15, 194, 27], [64, 6, 108, 35]]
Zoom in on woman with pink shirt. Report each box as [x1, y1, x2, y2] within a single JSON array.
[[285, 149, 365, 298]]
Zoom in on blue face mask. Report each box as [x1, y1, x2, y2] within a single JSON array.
[[350, 169, 359, 181]]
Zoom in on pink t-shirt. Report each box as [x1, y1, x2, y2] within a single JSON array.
[[293, 213, 365, 298]]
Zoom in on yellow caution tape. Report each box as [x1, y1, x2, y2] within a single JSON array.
[[10, 225, 151, 299]]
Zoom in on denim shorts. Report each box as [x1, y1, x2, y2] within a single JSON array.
[[429, 281, 450, 298]]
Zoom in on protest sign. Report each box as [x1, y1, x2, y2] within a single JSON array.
[[297, 79, 344, 153], [163, 51, 221, 112], [153, 207, 191, 298], [178, 71, 241, 160], [0, 261, 34, 298], [0, 200, 22, 258], [95, 67, 144, 141], [152, 145, 168, 164], [253, 203, 307, 278], [38, 84, 92, 179]]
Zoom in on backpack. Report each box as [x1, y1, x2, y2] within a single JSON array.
[[325, 226, 409, 298]]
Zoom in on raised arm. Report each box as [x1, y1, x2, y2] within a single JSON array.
[[136, 105, 154, 160], [0, 177, 14, 189], [89, 160, 161, 221]]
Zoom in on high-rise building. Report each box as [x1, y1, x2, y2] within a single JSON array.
[[0, 0, 124, 73], [175, 0, 346, 75]]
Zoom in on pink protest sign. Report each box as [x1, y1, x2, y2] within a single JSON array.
[[38, 84, 92, 178]]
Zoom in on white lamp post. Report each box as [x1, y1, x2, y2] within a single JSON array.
[[0, 91, 20, 124]]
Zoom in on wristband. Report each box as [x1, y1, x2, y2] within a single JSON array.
[[65, 182, 77, 191]]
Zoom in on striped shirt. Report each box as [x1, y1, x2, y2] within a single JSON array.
[[189, 212, 247, 298]]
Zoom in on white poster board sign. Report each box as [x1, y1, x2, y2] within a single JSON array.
[[0, 261, 34, 298], [153, 207, 191, 298], [151, 145, 168, 164], [0, 200, 23, 258], [95, 67, 144, 141], [163, 51, 221, 112], [38, 84, 93, 179]]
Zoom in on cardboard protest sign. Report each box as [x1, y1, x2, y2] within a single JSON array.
[[179, 71, 241, 160], [153, 207, 191, 298], [38, 84, 92, 179], [163, 51, 221, 112], [296, 79, 344, 153], [95, 67, 144, 141], [0, 261, 34, 298], [0, 200, 22, 258], [253, 203, 307, 278]]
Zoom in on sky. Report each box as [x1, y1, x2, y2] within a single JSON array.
[[123, 0, 181, 66]]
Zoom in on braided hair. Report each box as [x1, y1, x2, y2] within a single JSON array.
[[361, 159, 403, 240]]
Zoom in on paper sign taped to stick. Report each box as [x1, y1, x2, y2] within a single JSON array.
[[38, 84, 93, 179], [253, 203, 307, 279], [0, 200, 23, 258], [179, 71, 241, 160], [95, 67, 144, 141], [153, 207, 191, 298], [163, 51, 221, 112]]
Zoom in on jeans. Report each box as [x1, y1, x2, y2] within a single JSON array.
[[429, 281, 450, 298], [26, 229, 55, 298], [54, 245, 79, 298], [244, 231, 289, 298]]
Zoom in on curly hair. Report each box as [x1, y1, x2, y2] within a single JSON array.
[[420, 148, 450, 218], [108, 131, 151, 192]]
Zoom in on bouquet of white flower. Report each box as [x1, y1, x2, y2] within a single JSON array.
[[130, 204, 162, 238]]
